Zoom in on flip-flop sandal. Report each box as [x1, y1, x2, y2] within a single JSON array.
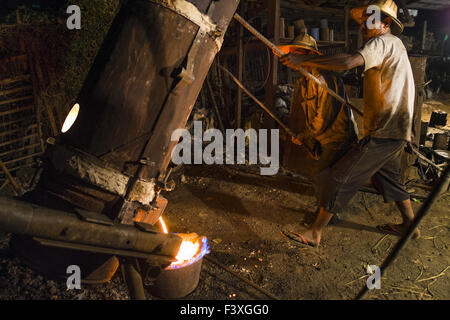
[[376, 224, 403, 236], [281, 229, 317, 248]]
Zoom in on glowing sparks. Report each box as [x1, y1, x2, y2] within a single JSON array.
[[61, 103, 80, 133]]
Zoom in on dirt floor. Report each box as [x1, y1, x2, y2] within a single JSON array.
[[160, 164, 449, 300], [0, 162, 448, 300]]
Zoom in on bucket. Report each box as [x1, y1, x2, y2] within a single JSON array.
[[149, 235, 209, 299], [432, 133, 449, 150], [149, 256, 203, 299]]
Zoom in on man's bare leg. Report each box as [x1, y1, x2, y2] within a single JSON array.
[[299, 207, 334, 246], [393, 199, 420, 238]]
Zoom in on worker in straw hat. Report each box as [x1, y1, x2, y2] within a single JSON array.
[[278, 32, 357, 214], [280, 0, 419, 247]]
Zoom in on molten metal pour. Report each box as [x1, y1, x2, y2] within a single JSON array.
[[158, 217, 209, 269]]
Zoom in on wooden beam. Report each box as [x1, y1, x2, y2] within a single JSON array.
[[44, 99, 59, 137], [0, 85, 32, 96], [0, 125, 36, 138], [236, 13, 244, 129], [0, 179, 10, 192], [0, 143, 41, 157], [27, 49, 46, 153], [0, 159, 21, 195], [264, 0, 280, 128], [280, 1, 343, 16], [0, 163, 34, 175], [0, 74, 31, 86], [345, 6, 349, 51], [221, 41, 266, 56], [0, 95, 33, 106], [3, 151, 42, 166], [0, 115, 35, 127], [0, 133, 38, 148], [0, 105, 33, 117]]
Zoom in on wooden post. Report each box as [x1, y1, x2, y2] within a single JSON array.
[[237, 15, 244, 129], [27, 50, 46, 153], [345, 6, 349, 51], [264, 0, 280, 129], [357, 29, 363, 49], [206, 77, 225, 133], [0, 159, 22, 195], [421, 20, 427, 50]]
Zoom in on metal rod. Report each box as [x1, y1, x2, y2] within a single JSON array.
[[205, 255, 280, 300], [217, 64, 295, 136], [217, 64, 317, 158], [355, 162, 449, 300], [233, 13, 364, 117]]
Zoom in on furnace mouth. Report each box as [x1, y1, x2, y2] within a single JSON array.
[[61, 103, 80, 133], [168, 235, 209, 270]]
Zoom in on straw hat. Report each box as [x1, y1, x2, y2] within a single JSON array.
[[278, 32, 321, 55], [350, 0, 403, 35]]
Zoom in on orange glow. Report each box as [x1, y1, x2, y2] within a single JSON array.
[[158, 217, 201, 268], [170, 234, 201, 267], [159, 216, 168, 234], [174, 239, 201, 264], [61, 103, 80, 133]]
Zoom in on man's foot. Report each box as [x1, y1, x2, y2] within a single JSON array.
[[282, 228, 320, 247], [377, 223, 420, 239]]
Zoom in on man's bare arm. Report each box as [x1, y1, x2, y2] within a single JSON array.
[[280, 53, 365, 71]]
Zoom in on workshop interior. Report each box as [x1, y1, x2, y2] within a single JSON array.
[[0, 0, 449, 301]]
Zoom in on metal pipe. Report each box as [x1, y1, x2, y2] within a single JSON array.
[[233, 13, 364, 117], [218, 65, 294, 136], [0, 196, 182, 258], [218, 64, 318, 159]]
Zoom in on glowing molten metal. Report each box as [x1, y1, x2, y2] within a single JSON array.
[[158, 217, 209, 270]]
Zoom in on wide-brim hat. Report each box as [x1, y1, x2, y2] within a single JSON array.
[[278, 33, 322, 55], [350, 0, 403, 35]]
